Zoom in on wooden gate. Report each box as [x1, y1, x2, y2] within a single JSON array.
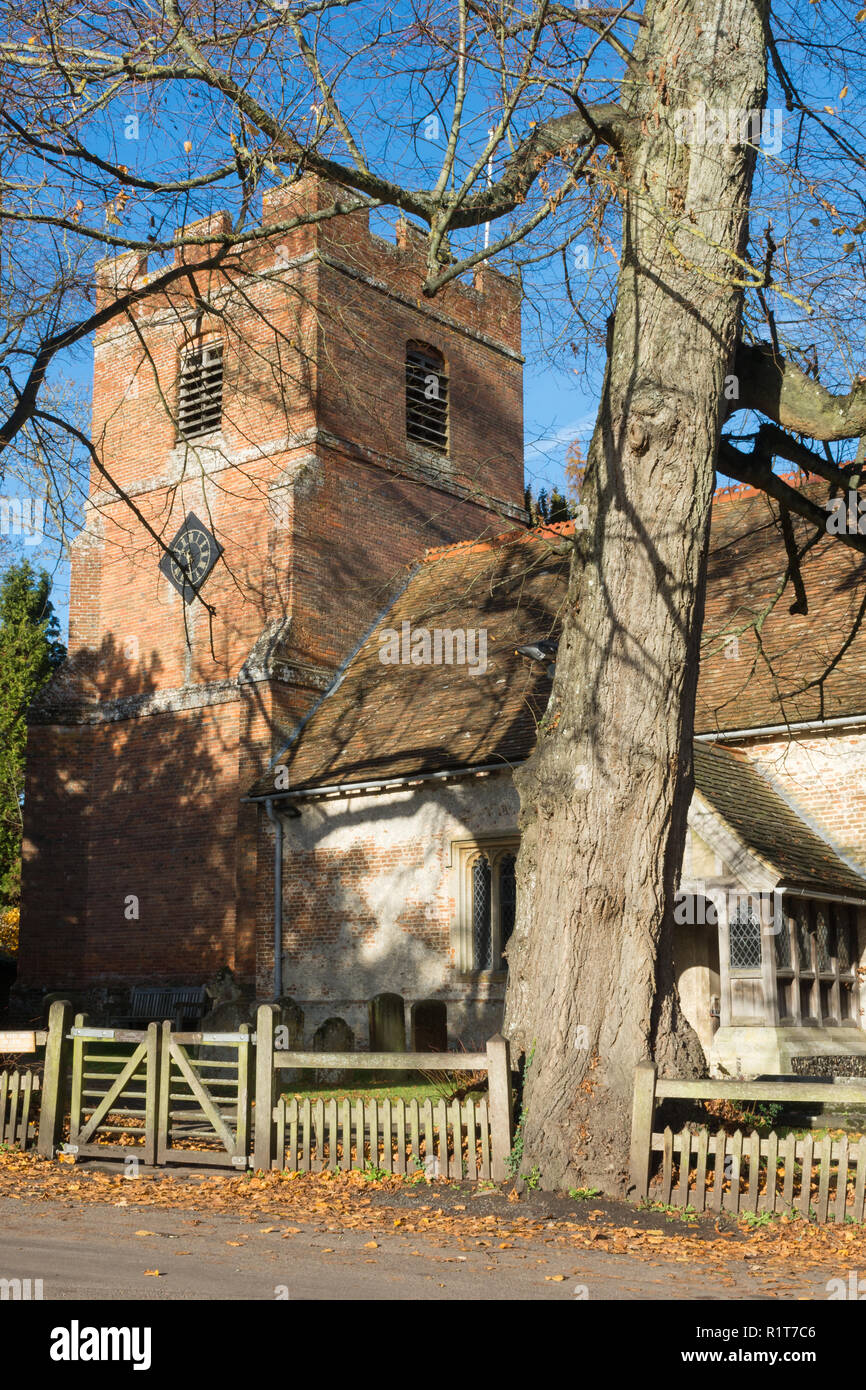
[[65, 1020, 159, 1162], [156, 1023, 252, 1167]]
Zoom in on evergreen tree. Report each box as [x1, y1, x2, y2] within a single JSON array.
[[524, 483, 576, 526], [546, 488, 574, 524], [0, 562, 65, 908]]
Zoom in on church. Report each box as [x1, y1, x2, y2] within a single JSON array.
[[16, 175, 866, 1078]]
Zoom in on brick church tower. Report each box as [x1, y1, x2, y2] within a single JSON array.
[[17, 176, 525, 998]]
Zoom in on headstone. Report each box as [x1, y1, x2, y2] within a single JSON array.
[[369, 993, 406, 1053], [411, 1000, 448, 1054], [275, 997, 304, 1048], [199, 994, 256, 1066], [369, 993, 408, 1083], [274, 997, 305, 1086], [313, 1016, 355, 1086]]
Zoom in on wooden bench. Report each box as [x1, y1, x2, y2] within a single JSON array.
[[114, 985, 208, 1030]]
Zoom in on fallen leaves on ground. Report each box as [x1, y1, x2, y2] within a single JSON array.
[[0, 1147, 863, 1288]]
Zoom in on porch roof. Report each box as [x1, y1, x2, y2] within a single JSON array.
[[692, 743, 866, 898]]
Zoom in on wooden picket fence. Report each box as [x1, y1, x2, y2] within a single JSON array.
[[0, 1070, 40, 1150], [630, 1063, 866, 1224], [255, 1005, 513, 1178], [274, 1094, 493, 1178]]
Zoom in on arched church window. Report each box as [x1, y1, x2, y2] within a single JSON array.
[[461, 841, 519, 973], [178, 339, 224, 440], [406, 342, 448, 452]]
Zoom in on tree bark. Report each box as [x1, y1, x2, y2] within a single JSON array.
[[504, 0, 769, 1191]]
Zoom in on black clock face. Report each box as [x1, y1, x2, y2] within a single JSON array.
[[159, 512, 222, 603]]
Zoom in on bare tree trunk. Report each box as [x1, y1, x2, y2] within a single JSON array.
[[504, 0, 768, 1191]]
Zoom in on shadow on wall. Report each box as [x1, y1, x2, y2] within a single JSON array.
[[18, 633, 238, 994], [274, 777, 514, 1050]]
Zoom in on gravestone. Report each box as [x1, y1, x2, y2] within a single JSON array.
[[275, 997, 305, 1086], [275, 996, 304, 1049], [411, 1000, 448, 1053], [792, 1055, 866, 1129], [369, 993, 406, 1052], [369, 992, 408, 1083], [201, 966, 255, 1066], [313, 1016, 355, 1086]]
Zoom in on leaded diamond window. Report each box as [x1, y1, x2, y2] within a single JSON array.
[[459, 840, 519, 973], [773, 898, 860, 1027], [729, 906, 762, 970], [472, 856, 492, 970], [794, 905, 813, 973], [816, 908, 831, 972], [837, 908, 852, 972], [774, 914, 792, 969]]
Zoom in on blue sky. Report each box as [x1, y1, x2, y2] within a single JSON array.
[[5, 0, 864, 641]]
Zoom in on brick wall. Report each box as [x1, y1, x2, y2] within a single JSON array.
[[17, 176, 527, 993], [740, 729, 866, 874]]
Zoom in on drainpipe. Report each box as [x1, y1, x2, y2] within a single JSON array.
[[265, 798, 283, 1001]]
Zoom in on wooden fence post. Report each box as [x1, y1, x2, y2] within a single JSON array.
[[486, 1034, 513, 1182], [254, 1004, 278, 1172], [628, 1061, 658, 1200], [235, 1023, 252, 1163], [144, 1022, 160, 1168], [37, 999, 72, 1158]]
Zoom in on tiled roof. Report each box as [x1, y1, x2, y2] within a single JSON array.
[[692, 743, 866, 896], [247, 487, 866, 798], [250, 523, 568, 794], [699, 483, 866, 732]]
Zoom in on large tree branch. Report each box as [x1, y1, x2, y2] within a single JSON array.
[[734, 342, 866, 440]]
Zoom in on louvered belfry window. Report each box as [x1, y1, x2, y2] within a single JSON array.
[[178, 341, 223, 439], [406, 342, 448, 452]]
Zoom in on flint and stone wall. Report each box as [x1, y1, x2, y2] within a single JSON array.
[[263, 773, 520, 1049]]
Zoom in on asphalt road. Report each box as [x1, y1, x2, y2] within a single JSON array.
[[0, 1195, 832, 1301]]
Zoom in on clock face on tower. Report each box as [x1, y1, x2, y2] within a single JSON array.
[[159, 512, 222, 603]]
